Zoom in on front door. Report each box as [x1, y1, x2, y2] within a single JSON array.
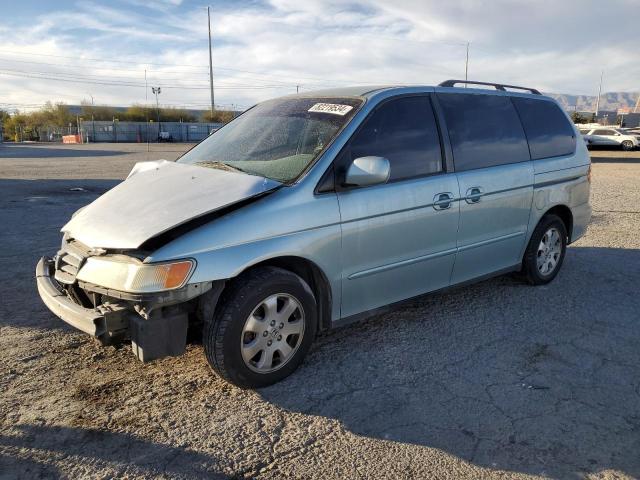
[[336, 95, 460, 318]]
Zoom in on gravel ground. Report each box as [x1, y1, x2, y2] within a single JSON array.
[[1, 143, 639, 479]]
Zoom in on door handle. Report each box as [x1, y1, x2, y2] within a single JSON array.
[[465, 187, 483, 204], [433, 192, 453, 210]]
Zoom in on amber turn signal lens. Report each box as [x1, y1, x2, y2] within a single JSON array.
[[164, 261, 193, 289]]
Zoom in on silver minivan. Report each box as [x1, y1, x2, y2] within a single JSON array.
[[36, 80, 591, 388]]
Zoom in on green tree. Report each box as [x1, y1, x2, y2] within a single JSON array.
[[570, 111, 589, 124], [124, 104, 198, 122], [158, 107, 198, 122], [123, 104, 153, 121], [201, 109, 235, 123], [3, 111, 28, 141], [0, 109, 11, 140], [80, 102, 122, 121]]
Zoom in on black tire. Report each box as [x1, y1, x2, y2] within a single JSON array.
[[521, 214, 568, 285], [622, 140, 634, 151], [203, 267, 317, 388]]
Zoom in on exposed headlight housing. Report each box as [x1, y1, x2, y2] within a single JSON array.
[[76, 256, 195, 293]]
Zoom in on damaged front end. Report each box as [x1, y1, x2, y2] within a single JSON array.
[[36, 236, 222, 362], [35, 160, 282, 362]]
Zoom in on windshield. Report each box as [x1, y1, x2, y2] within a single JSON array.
[[178, 96, 363, 183]]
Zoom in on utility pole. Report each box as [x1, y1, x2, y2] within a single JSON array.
[[464, 41, 470, 86], [208, 6, 215, 118], [145, 69, 150, 152], [594, 70, 604, 117], [296, 85, 300, 94], [88, 93, 95, 143]]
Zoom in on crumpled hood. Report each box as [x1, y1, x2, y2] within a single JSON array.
[[62, 160, 281, 249]]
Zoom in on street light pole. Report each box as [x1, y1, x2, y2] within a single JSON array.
[[151, 87, 161, 123], [595, 70, 604, 117], [88, 93, 95, 143], [151, 86, 161, 142], [207, 6, 215, 118]]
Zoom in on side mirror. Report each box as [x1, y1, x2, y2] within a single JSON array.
[[344, 156, 390, 187]]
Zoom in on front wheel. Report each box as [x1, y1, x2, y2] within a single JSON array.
[[521, 214, 568, 285], [203, 267, 317, 388], [621, 140, 635, 151]]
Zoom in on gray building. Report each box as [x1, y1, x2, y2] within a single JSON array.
[[595, 110, 618, 125], [620, 113, 640, 127], [80, 121, 223, 143]]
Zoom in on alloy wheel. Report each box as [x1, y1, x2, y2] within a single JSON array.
[[240, 293, 305, 373], [536, 227, 563, 276]]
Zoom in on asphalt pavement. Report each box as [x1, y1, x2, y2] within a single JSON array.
[[1, 143, 639, 479]]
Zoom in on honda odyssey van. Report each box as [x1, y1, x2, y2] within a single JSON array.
[[36, 80, 591, 388]]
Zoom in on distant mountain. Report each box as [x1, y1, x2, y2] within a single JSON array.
[[547, 91, 640, 112]]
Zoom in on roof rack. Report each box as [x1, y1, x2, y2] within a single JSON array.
[[438, 79, 541, 95]]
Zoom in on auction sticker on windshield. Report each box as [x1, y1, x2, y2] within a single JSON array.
[[308, 103, 354, 115]]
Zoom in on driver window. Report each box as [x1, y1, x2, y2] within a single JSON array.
[[346, 96, 443, 181]]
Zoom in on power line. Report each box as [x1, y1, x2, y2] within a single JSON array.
[[0, 68, 296, 90], [0, 54, 339, 87], [0, 50, 433, 86], [0, 58, 301, 85], [0, 64, 206, 85], [0, 49, 209, 68], [0, 56, 208, 75], [0, 55, 327, 88]]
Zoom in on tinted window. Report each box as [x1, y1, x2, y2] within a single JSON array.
[[512, 97, 576, 159], [347, 96, 442, 181], [579, 129, 590, 134], [592, 129, 616, 135], [438, 93, 530, 171]]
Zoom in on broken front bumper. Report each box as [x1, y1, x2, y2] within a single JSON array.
[[36, 256, 108, 337], [36, 256, 219, 361]]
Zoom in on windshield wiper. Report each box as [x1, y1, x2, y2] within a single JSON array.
[[195, 160, 248, 174]]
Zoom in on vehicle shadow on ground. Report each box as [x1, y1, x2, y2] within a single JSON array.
[[590, 155, 640, 164], [262, 246, 640, 478], [0, 145, 126, 158], [0, 424, 226, 479]]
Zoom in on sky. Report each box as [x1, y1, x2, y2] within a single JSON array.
[[0, 0, 638, 112]]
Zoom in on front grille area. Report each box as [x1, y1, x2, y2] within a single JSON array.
[[54, 238, 93, 285]]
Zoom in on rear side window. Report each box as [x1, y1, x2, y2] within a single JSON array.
[[512, 97, 576, 159], [348, 96, 443, 181], [592, 129, 616, 135], [437, 93, 530, 171]]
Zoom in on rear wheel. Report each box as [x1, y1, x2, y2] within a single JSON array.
[[203, 267, 317, 388], [622, 140, 635, 151], [521, 214, 567, 285]]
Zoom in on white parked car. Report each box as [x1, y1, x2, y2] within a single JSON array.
[[578, 127, 638, 151]]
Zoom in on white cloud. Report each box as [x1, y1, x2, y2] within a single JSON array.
[[0, 0, 638, 113]]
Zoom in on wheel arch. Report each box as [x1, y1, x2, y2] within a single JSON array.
[[202, 255, 333, 333], [248, 256, 332, 332], [543, 204, 574, 242]]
